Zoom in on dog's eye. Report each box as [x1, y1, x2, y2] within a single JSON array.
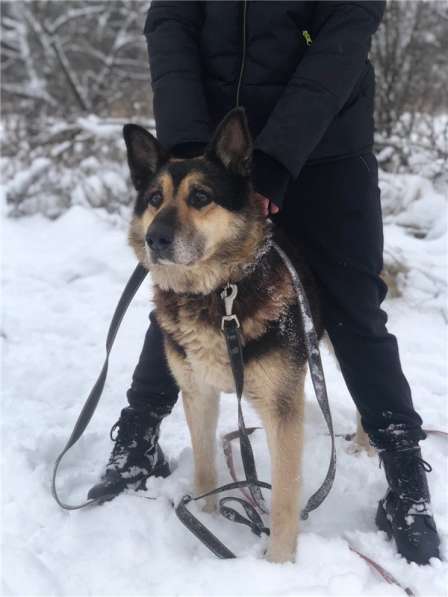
[[147, 191, 163, 208], [188, 190, 211, 209]]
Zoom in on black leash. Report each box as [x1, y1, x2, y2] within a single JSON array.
[[50, 255, 420, 593], [51, 263, 148, 509], [176, 295, 272, 557], [52, 244, 335, 552], [273, 242, 336, 519]]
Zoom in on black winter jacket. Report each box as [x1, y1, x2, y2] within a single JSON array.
[[145, 1, 385, 208]]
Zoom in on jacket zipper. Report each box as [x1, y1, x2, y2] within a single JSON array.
[[302, 30, 313, 46], [235, 0, 248, 107]]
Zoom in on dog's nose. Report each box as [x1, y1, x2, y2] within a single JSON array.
[[146, 222, 174, 254]]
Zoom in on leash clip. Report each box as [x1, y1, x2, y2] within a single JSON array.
[[220, 283, 239, 330]]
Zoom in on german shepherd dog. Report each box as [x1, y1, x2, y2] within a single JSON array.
[[123, 108, 323, 563]]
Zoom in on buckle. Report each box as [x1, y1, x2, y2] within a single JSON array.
[[221, 314, 240, 331], [220, 283, 239, 331]]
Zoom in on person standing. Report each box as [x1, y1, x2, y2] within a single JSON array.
[[89, 1, 440, 565]]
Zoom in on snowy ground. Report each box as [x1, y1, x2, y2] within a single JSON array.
[[1, 174, 447, 597]]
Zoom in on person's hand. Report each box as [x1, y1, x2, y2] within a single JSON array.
[[252, 192, 280, 217]]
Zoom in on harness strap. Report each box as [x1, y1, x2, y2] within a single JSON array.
[[51, 263, 149, 510]]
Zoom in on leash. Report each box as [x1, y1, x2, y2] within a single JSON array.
[[273, 242, 336, 519], [49, 253, 428, 592], [49, 253, 429, 595], [175, 243, 337, 556], [51, 263, 148, 509], [175, 290, 271, 556], [52, 243, 334, 531], [220, 430, 416, 597], [52, 243, 334, 533]]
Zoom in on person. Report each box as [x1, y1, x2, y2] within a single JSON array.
[[88, 1, 440, 565]]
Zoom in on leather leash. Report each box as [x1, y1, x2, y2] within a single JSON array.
[[51, 263, 149, 509], [273, 242, 336, 519], [175, 289, 272, 556], [49, 252, 427, 593], [52, 244, 335, 545]]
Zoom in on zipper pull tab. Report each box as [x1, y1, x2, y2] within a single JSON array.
[[302, 30, 312, 46]]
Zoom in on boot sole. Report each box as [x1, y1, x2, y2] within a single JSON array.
[[376, 499, 440, 565], [89, 460, 171, 502]]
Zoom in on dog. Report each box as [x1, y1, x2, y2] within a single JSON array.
[[123, 108, 362, 562]]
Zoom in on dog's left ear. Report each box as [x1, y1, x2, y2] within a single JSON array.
[[206, 108, 252, 176], [123, 124, 166, 191]]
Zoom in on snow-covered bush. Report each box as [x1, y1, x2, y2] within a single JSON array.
[[380, 169, 446, 315], [375, 113, 448, 184], [2, 115, 155, 219]]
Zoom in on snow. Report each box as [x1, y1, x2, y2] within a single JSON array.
[[1, 173, 447, 596]]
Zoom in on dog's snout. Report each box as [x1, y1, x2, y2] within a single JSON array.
[[146, 221, 174, 255]]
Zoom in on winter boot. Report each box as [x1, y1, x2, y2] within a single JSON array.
[[375, 446, 440, 565], [87, 406, 171, 503]]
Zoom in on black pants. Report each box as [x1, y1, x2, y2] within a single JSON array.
[[127, 153, 425, 449]]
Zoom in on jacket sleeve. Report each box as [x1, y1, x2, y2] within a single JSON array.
[[254, 1, 385, 193], [145, 1, 211, 152]]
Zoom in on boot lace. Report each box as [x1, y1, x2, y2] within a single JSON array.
[[379, 451, 432, 473], [109, 409, 157, 447], [417, 457, 432, 473], [110, 422, 120, 441], [379, 447, 432, 508]]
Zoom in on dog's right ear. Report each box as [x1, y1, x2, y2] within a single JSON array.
[[123, 124, 166, 192], [206, 108, 252, 176]]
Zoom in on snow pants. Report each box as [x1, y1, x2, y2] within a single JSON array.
[[126, 152, 425, 449]]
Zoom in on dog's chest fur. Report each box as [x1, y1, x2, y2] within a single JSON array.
[[153, 242, 318, 392], [156, 293, 235, 390]]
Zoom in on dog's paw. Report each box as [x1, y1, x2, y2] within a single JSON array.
[[265, 545, 296, 564], [201, 495, 218, 513], [346, 441, 376, 457]]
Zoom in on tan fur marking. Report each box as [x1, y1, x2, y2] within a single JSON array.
[[176, 171, 207, 198], [182, 387, 220, 513], [159, 172, 175, 203], [160, 308, 236, 392], [174, 172, 237, 260], [246, 360, 306, 563], [349, 411, 376, 457]]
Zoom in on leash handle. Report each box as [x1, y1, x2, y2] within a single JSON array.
[[51, 263, 149, 510], [175, 479, 272, 558]]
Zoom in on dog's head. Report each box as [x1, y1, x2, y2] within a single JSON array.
[[124, 109, 267, 293]]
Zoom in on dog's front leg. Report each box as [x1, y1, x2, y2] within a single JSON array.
[[182, 387, 220, 512], [254, 382, 305, 563]]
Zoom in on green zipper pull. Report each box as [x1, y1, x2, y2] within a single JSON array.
[[302, 30, 312, 46]]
